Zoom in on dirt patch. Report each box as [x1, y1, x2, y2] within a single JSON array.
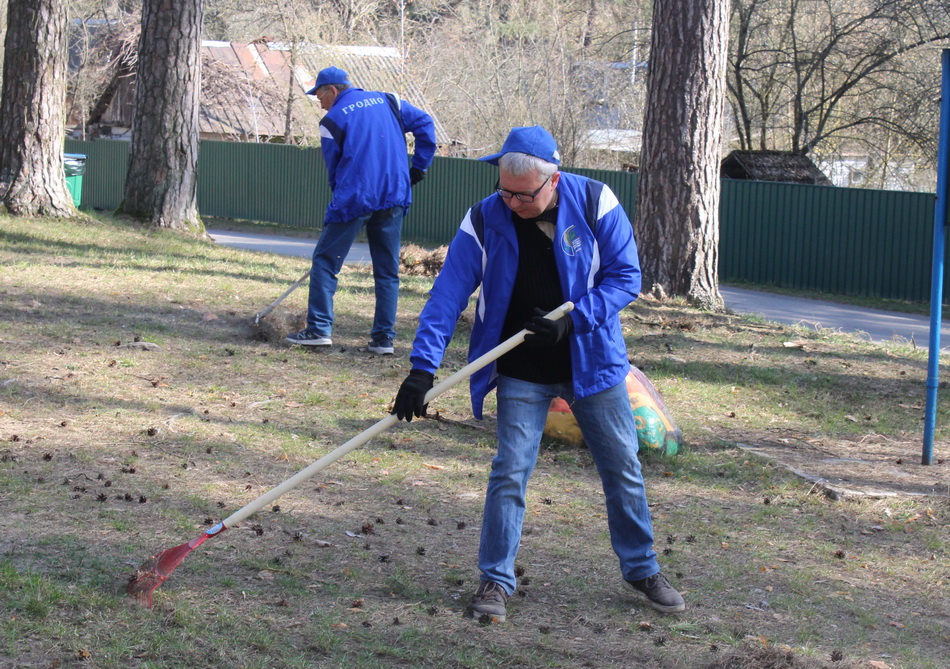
[[623, 295, 950, 501], [699, 643, 864, 668], [727, 431, 948, 498]]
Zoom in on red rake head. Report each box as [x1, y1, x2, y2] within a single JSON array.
[[127, 533, 210, 607]]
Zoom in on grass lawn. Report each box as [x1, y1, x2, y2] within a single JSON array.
[[0, 213, 947, 668]]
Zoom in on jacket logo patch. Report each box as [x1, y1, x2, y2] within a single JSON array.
[[560, 226, 582, 256]]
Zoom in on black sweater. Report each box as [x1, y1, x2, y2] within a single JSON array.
[[496, 206, 573, 384]]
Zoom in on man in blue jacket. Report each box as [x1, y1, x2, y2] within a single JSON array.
[[287, 66, 437, 354], [392, 126, 684, 622]]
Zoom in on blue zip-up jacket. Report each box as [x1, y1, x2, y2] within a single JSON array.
[[409, 172, 641, 418], [320, 88, 437, 224]]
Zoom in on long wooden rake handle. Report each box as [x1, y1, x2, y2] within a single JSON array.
[[129, 301, 574, 606], [254, 269, 311, 324], [222, 300, 574, 529]]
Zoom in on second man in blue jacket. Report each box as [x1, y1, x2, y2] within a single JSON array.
[[287, 66, 437, 354]]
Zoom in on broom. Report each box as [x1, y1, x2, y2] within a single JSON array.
[[128, 301, 575, 606]]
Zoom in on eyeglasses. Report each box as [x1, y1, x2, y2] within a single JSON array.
[[495, 174, 551, 203]]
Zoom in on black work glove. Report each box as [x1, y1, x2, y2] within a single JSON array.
[[393, 369, 434, 421], [523, 307, 574, 347], [410, 167, 426, 186]]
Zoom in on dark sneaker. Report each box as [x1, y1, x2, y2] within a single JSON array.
[[367, 339, 394, 355], [623, 572, 685, 613], [285, 329, 332, 346], [468, 580, 510, 622]]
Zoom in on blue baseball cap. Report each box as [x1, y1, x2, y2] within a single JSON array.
[[307, 66, 351, 95], [479, 125, 561, 166]]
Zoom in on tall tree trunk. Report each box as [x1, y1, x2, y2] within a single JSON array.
[[118, 0, 204, 233], [0, 0, 76, 218], [283, 42, 297, 144], [581, 0, 597, 53], [0, 0, 7, 78], [634, 0, 729, 310]]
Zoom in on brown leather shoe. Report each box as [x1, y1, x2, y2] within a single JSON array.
[[468, 580, 510, 622], [623, 572, 686, 613]]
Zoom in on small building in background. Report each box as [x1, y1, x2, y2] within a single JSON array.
[[721, 150, 833, 185]]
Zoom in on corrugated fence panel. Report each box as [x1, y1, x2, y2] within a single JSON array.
[[403, 156, 496, 244], [66, 137, 943, 302], [198, 140, 249, 219], [64, 139, 128, 210], [720, 180, 937, 301], [198, 141, 330, 228]]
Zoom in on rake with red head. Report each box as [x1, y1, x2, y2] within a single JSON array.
[[128, 532, 214, 607], [127, 302, 574, 607]]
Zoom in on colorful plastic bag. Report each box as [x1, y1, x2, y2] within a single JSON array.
[[543, 367, 682, 456]]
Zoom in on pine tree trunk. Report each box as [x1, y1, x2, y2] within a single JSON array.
[[635, 0, 729, 310], [283, 43, 297, 144], [118, 0, 204, 234], [0, 0, 7, 76], [0, 0, 77, 218]]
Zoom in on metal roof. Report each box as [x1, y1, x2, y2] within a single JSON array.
[[199, 41, 320, 140]]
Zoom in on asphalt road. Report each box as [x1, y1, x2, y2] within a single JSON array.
[[208, 228, 950, 348]]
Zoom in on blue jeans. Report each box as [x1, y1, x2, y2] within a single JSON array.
[[306, 206, 403, 343], [479, 375, 659, 594]]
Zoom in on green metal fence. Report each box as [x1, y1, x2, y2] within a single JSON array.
[[66, 139, 333, 227], [198, 141, 331, 228], [66, 138, 129, 211], [403, 156, 496, 244], [64, 138, 941, 302], [718, 180, 936, 301]]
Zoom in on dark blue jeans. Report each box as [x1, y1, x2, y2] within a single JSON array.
[[306, 206, 403, 344], [479, 375, 660, 594]]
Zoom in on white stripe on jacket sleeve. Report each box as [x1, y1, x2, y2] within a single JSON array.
[[459, 209, 488, 323]]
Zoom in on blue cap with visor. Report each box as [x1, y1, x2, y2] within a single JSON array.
[[307, 66, 352, 95], [479, 125, 561, 166]]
